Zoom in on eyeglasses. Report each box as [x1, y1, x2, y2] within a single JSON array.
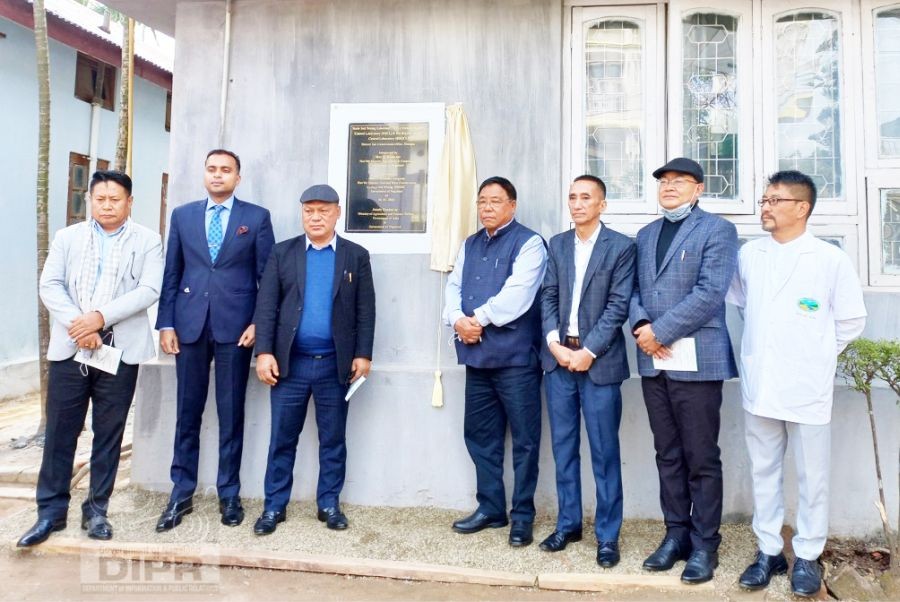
[[476, 198, 510, 210], [657, 178, 698, 189], [757, 197, 806, 207]]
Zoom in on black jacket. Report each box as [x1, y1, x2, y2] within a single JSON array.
[[253, 234, 376, 381]]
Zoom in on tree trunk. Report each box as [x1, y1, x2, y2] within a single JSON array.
[[114, 18, 134, 172], [32, 0, 51, 436], [865, 389, 898, 573]]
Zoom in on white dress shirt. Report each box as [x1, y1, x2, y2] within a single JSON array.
[[546, 223, 601, 357]]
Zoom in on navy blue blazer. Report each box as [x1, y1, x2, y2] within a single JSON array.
[[156, 198, 275, 344], [541, 224, 636, 385], [253, 234, 376, 382], [628, 207, 738, 381]]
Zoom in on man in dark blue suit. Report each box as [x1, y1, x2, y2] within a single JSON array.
[[155, 149, 275, 531], [629, 158, 738, 584], [539, 175, 635, 568], [251, 184, 375, 534]]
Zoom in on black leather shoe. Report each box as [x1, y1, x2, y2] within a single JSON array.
[[451, 511, 508, 534], [316, 506, 349, 530], [597, 541, 620, 568], [642, 537, 690, 571], [791, 557, 822, 598], [155, 498, 193, 532], [219, 497, 244, 527], [539, 529, 583, 552], [17, 518, 66, 547], [681, 550, 718, 584], [739, 551, 788, 590], [253, 510, 286, 535], [508, 521, 533, 547], [81, 515, 113, 540]]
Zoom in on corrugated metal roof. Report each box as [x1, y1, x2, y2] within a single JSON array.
[[35, 0, 173, 72]]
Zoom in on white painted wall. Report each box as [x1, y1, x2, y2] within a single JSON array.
[[0, 16, 170, 387]]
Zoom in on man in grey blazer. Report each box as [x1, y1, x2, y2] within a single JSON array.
[[18, 171, 164, 547], [540, 175, 635, 568], [629, 158, 738, 584]]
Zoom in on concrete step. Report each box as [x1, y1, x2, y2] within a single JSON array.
[[0, 483, 35, 501]]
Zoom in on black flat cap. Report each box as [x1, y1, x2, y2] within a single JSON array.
[[299, 184, 340, 204], [652, 157, 704, 182]]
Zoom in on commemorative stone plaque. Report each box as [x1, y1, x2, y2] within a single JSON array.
[[346, 122, 429, 233]]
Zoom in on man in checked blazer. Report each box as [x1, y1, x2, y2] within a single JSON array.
[[628, 158, 738, 584], [539, 175, 636, 568]]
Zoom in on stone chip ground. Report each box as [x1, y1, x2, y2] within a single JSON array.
[[1, 485, 806, 600]]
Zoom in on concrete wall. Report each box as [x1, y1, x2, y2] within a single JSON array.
[[131, 0, 900, 538], [0, 16, 169, 393]]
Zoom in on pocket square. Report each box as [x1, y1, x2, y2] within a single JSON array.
[[236, 225, 249, 235]]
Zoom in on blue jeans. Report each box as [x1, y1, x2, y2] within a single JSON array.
[[463, 358, 542, 522], [545, 368, 623, 541], [263, 351, 348, 512]]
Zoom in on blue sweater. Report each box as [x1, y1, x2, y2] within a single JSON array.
[[294, 246, 335, 355]]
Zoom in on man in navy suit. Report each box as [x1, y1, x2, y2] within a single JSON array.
[[155, 149, 275, 531], [539, 175, 635, 568], [629, 158, 738, 584], [252, 184, 375, 534]]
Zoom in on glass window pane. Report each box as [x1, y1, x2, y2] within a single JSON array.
[[682, 13, 739, 201], [875, 8, 900, 158], [882, 188, 900, 274], [774, 12, 843, 199], [583, 19, 643, 200]]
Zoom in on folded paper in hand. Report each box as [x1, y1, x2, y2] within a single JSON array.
[[74, 345, 122, 375], [345, 375, 367, 401], [652, 337, 698, 372]]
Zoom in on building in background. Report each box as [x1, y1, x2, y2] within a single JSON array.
[[91, 0, 900, 536], [0, 0, 172, 397]]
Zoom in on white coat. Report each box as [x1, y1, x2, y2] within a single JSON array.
[[727, 232, 866, 425]]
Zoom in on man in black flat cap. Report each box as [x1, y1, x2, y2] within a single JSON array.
[[628, 158, 738, 584], [252, 184, 376, 535]]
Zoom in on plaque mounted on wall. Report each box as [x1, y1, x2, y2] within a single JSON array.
[[346, 122, 429, 233], [328, 103, 444, 254]]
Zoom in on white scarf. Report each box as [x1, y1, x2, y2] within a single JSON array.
[[77, 219, 133, 313]]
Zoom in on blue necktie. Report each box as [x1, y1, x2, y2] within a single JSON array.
[[208, 205, 225, 262]]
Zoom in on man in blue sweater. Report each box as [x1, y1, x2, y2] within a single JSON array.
[[443, 176, 547, 547], [252, 184, 376, 534]]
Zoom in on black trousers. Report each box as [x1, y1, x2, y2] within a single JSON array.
[[641, 373, 723, 552], [37, 358, 139, 521]]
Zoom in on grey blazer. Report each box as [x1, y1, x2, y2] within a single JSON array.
[[628, 207, 739, 382], [541, 224, 636, 385], [40, 220, 164, 364]]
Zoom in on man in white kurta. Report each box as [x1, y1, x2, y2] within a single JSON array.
[[727, 171, 866, 598]]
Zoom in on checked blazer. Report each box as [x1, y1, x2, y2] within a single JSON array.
[[628, 207, 739, 382]]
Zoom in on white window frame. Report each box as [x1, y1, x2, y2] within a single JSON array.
[[760, 0, 863, 216], [567, 4, 664, 222], [865, 170, 900, 286], [667, 0, 755, 214], [861, 1, 900, 169]]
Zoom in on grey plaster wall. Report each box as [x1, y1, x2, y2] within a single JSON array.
[[133, 0, 900, 539]]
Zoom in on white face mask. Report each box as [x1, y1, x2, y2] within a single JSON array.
[[662, 190, 700, 222]]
